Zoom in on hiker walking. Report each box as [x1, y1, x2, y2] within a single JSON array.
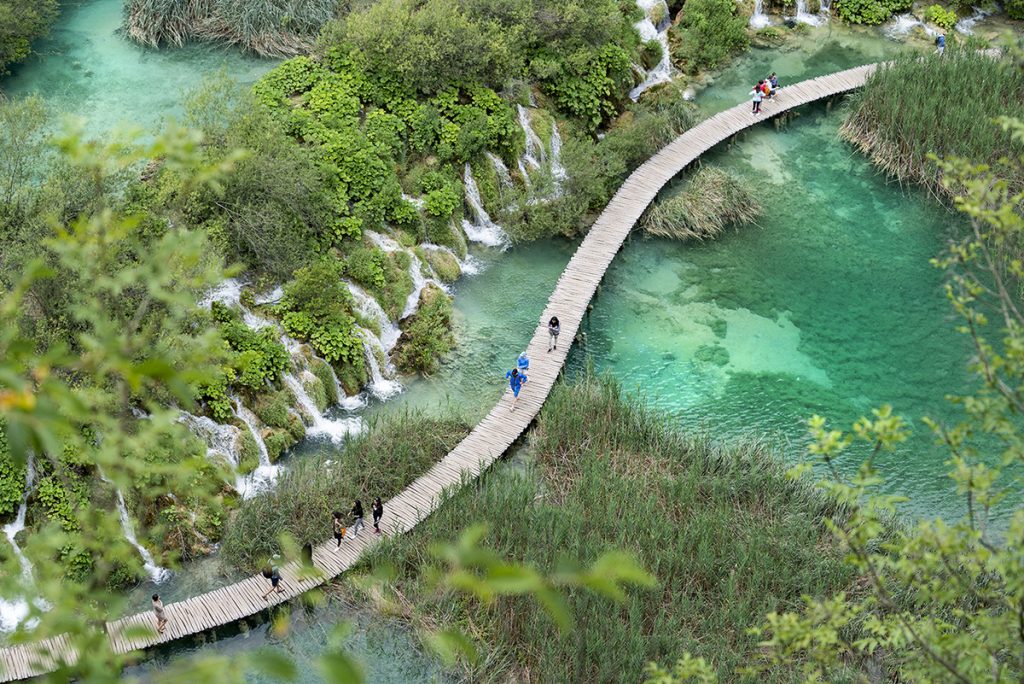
[[751, 82, 763, 115], [350, 499, 365, 537], [333, 510, 345, 548], [547, 316, 560, 352], [935, 33, 946, 55], [517, 351, 530, 374], [372, 496, 383, 535], [152, 594, 167, 635], [506, 367, 527, 411], [262, 556, 284, 600]]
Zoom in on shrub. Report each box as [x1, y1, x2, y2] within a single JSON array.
[[0, 426, 25, 519], [237, 431, 260, 475], [541, 45, 633, 131], [833, 0, 911, 24], [672, 0, 749, 72], [642, 166, 761, 240], [221, 412, 470, 572], [1008, 0, 1024, 19], [394, 284, 455, 374], [254, 391, 291, 430], [923, 4, 957, 28], [0, 0, 59, 74], [344, 246, 388, 290]]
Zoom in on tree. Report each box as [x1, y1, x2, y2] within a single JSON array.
[[0, 0, 59, 74]]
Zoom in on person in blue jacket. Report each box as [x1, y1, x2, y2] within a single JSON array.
[[517, 351, 529, 373], [506, 367, 527, 411], [935, 33, 945, 56]]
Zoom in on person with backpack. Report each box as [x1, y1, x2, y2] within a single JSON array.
[[547, 316, 560, 352], [517, 351, 530, 374], [350, 499, 365, 537], [372, 497, 383, 535], [262, 556, 284, 600], [506, 367, 527, 411], [935, 33, 946, 55]]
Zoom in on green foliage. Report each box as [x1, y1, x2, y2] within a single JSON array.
[[251, 57, 330, 108], [833, 0, 911, 24], [841, 50, 1024, 196], [1008, 0, 1024, 19], [672, 0, 749, 72], [309, 357, 339, 406], [122, 0, 338, 57], [253, 391, 292, 430], [360, 373, 849, 680], [642, 166, 761, 240], [237, 430, 260, 475], [343, 246, 388, 290], [423, 248, 462, 283], [221, 411, 471, 572], [0, 425, 25, 519], [923, 3, 957, 28], [394, 284, 455, 374], [541, 45, 633, 131], [0, 0, 59, 74], [213, 302, 290, 391]]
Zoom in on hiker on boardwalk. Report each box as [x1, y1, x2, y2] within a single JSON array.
[[372, 496, 383, 535], [751, 82, 763, 115], [333, 510, 345, 548], [517, 351, 530, 374], [935, 33, 945, 55], [262, 556, 284, 600], [547, 316, 560, 352], [506, 367, 527, 411], [766, 72, 779, 99], [152, 594, 167, 635], [350, 499, 365, 536]]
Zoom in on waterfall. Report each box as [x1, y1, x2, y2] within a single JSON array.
[[253, 286, 283, 306], [402, 192, 426, 209], [955, 6, 991, 34], [885, 13, 937, 37], [630, 0, 674, 100], [1, 456, 37, 631], [517, 158, 533, 191], [549, 122, 568, 194], [422, 242, 483, 276], [750, 0, 771, 27], [793, 0, 823, 24], [461, 164, 510, 248], [99, 470, 170, 584], [347, 282, 401, 351], [200, 278, 273, 330], [357, 328, 403, 400], [179, 412, 242, 469], [366, 230, 449, 317], [282, 373, 362, 442], [517, 105, 545, 171], [232, 398, 280, 498], [487, 152, 514, 191]]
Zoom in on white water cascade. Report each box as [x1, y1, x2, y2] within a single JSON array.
[[422, 242, 482, 276], [365, 231, 449, 317], [232, 398, 280, 498], [282, 373, 363, 442], [517, 105, 545, 171], [955, 6, 991, 34], [549, 122, 568, 193], [99, 470, 170, 584], [179, 412, 242, 468], [750, 0, 771, 27], [630, 0, 674, 100], [347, 282, 401, 351], [200, 278, 273, 330], [357, 327, 403, 400], [487, 152, 514, 191], [793, 0, 824, 24], [1, 456, 40, 632], [885, 13, 938, 37], [461, 164, 511, 248]]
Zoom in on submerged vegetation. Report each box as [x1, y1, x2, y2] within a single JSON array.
[[842, 49, 1024, 197], [0, 0, 59, 74], [642, 165, 761, 241], [353, 373, 852, 681]]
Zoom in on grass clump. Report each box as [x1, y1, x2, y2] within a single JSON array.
[[642, 165, 761, 241], [221, 411, 469, 573], [122, 0, 339, 57], [841, 50, 1024, 198], [355, 373, 852, 681]]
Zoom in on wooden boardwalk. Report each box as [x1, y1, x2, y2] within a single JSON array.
[[0, 63, 876, 682]]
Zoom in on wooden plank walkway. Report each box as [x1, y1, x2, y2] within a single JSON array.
[[0, 63, 876, 682]]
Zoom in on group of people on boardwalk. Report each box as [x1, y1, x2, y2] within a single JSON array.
[[504, 316, 560, 411], [333, 496, 384, 547], [750, 72, 779, 115]]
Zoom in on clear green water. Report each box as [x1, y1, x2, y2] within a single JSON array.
[[1, 0, 273, 137]]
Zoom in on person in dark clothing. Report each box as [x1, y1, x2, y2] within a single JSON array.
[[351, 499, 365, 536], [372, 497, 383, 535], [333, 510, 345, 548], [547, 316, 560, 352], [262, 556, 284, 600]]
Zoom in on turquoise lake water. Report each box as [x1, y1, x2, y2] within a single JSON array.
[[3, 2, 1016, 676]]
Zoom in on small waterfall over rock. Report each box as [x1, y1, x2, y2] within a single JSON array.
[[461, 164, 511, 248], [200, 278, 273, 330], [422, 242, 482, 276], [357, 327, 403, 400], [1, 456, 38, 632], [514, 107, 568, 200], [885, 13, 938, 37], [99, 470, 170, 584], [347, 282, 401, 351], [517, 105, 545, 171], [232, 398, 280, 498], [179, 412, 242, 468], [793, 0, 824, 24], [365, 231, 449, 316], [253, 286, 283, 306], [282, 373, 362, 442], [487, 152, 514, 191], [750, 0, 771, 27], [630, 0, 674, 100], [550, 122, 568, 194], [955, 6, 990, 34]]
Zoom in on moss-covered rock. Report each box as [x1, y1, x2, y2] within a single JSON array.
[[394, 284, 455, 374], [286, 411, 307, 442], [310, 357, 339, 406], [264, 429, 293, 463], [254, 390, 292, 429], [237, 429, 261, 475], [337, 358, 368, 397], [423, 247, 461, 283], [301, 370, 329, 412]]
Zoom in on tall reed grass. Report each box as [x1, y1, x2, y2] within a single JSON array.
[[123, 0, 339, 56], [221, 410, 468, 572], [642, 165, 761, 241], [841, 49, 1024, 198], [356, 373, 853, 681]]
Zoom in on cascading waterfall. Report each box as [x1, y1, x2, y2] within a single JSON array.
[[99, 470, 170, 584], [422, 242, 482, 276], [487, 152, 514, 191], [517, 105, 545, 171], [179, 412, 242, 469], [200, 278, 273, 330], [793, 0, 823, 24], [461, 164, 511, 248], [282, 373, 363, 442], [231, 398, 280, 498], [252, 286, 283, 306], [750, 0, 771, 27], [1, 456, 39, 631], [514, 106, 568, 200], [630, 0, 674, 100], [357, 327, 403, 400], [347, 282, 401, 351], [366, 230, 450, 317], [885, 13, 938, 37], [955, 6, 991, 34], [549, 122, 568, 193]]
